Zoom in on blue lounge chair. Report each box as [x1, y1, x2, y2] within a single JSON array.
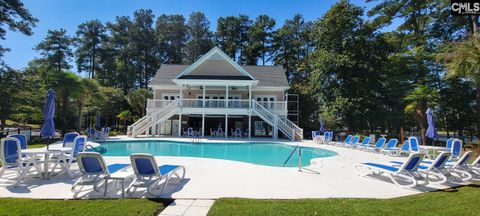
[[382, 140, 410, 156], [62, 132, 79, 148], [469, 155, 480, 177], [7, 134, 27, 149], [0, 138, 43, 186], [391, 152, 452, 184], [354, 153, 426, 188], [311, 131, 321, 141], [344, 135, 360, 148], [449, 139, 462, 160], [408, 137, 420, 153], [324, 131, 333, 144], [360, 138, 386, 152], [72, 152, 130, 197], [355, 137, 371, 149], [336, 135, 352, 146], [127, 153, 185, 196], [444, 151, 473, 181], [50, 135, 87, 178]]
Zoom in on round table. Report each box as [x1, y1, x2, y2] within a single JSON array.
[[419, 145, 449, 159], [22, 146, 72, 179]]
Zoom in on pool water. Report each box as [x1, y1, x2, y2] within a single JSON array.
[[96, 140, 336, 167]]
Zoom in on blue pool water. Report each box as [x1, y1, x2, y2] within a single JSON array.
[[96, 140, 336, 167]]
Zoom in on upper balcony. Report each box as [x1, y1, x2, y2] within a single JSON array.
[[146, 99, 288, 116]]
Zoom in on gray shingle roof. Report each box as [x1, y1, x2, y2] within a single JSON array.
[[149, 64, 289, 87]]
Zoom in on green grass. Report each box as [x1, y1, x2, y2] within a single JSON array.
[[0, 198, 172, 216], [208, 184, 480, 216]]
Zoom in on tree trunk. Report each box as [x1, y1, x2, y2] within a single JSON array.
[[473, 15, 479, 36], [77, 102, 84, 132], [475, 88, 480, 140], [415, 109, 427, 145]]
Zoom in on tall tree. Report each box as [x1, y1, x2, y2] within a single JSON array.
[[404, 84, 439, 145], [75, 19, 107, 78], [185, 12, 213, 63], [216, 16, 241, 60], [34, 29, 74, 72], [46, 71, 81, 135], [106, 16, 134, 93], [237, 15, 251, 65], [440, 35, 480, 138], [246, 15, 275, 65], [131, 9, 157, 88], [156, 14, 188, 64], [0, 65, 22, 129], [127, 88, 152, 117], [0, 0, 38, 59], [271, 14, 308, 83]]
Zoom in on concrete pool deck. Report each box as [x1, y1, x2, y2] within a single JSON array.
[[0, 137, 474, 199]]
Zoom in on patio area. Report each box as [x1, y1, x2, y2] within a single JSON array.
[[0, 137, 472, 200]]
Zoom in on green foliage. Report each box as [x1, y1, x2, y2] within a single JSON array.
[[34, 29, 74, 72], [185, 12, 214, 63], [127, 88, 152, 117], [156, 14, 188, 64], [75, 19, 107, 78], [0, 66, 23, 129]]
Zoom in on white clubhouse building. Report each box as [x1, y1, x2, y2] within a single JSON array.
[[127, 47, 303, 140]]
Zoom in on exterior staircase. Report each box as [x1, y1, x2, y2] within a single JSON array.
[[127, 100, 179, 137], [252, 101, 303, 141]]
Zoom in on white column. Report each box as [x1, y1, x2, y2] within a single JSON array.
[[203, 84, 206, 107], [273, 115, 278, 139], [178, 114, 182, 137], [248, 84, 252, 108], [202, 113, 205, 138], [225, 85, 229, 108], [248, 111, 252, 139], [179, 84, 183, 107], [225, 114, 228, 139]]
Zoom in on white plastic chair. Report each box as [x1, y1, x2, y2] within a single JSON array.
[[0, 138, 43, 186]]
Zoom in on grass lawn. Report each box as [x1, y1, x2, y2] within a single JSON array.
[[208, 183, 480, 216], [0, 198, 172, 216]]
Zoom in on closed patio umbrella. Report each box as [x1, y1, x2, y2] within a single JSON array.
[[40, 89, 56, 149], [426, 108, 437, 145]]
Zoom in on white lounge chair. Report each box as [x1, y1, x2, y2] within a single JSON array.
[[50, 135, 87, 178], [127, 153, 185, 196], [0, 137, 43, 186], [354, 153, 426, 188], [62, 132, 79, 148], [72, 152, 130, 197], [359, 138, 386, 151], [391, 152, 452, 184]]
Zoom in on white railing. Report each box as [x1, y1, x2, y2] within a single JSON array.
[[252, 100, 303, 141], [129, 100, 179, 137], [147, 99, 176, 109]]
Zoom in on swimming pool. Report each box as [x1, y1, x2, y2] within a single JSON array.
[[96, 140, 336, 167]]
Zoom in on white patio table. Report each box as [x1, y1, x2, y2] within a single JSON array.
[[22, 146, 72, 179], [419, 145, 449, 159]]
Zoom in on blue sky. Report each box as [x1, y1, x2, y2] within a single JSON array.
[[2, 0, 390, 70]]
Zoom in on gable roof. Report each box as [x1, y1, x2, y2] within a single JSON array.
[[149, 64, 289, 87], [175, 47, 255, 80]]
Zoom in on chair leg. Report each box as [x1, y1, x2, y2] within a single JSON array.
[[0, 167, 5, 178], [104, 179, 109, 197]]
